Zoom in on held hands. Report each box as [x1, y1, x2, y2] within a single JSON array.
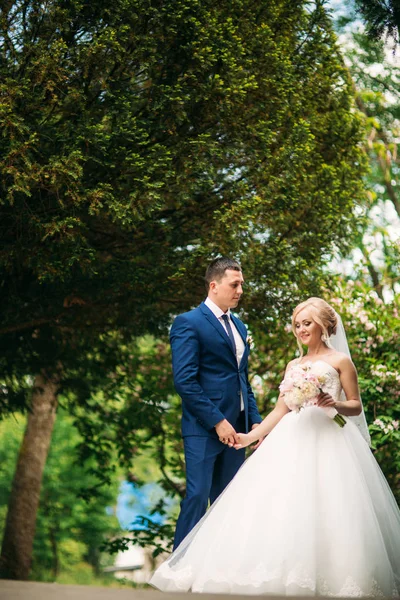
[[233, 433, 252, 449], [233, 424, 263, 450], [216, 421, 263, 450], [215, 419, 239, 447]]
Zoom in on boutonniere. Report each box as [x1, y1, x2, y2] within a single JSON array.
[[246, 335, 254, 349]]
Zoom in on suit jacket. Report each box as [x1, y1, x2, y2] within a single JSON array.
[[170, 301, 262, 437]]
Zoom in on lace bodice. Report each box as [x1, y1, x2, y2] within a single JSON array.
[[280, 359, 344, 414], [288, 359, 372, 445], [284, 359, 343, 406], [298, 359, 343, 403]]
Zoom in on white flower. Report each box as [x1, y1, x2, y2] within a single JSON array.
[[246, 335, 254, 349], [373, 418, 396, 435]]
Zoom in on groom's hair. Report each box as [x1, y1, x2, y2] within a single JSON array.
[[205, 257, 242, 289]]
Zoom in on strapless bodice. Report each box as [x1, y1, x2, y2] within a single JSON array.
[[292, 359, 343, 403]]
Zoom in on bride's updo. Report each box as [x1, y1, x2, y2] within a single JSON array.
[[292, 297, 338, 356]]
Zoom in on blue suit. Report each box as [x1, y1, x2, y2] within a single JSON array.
[[171, 301, 262, 548]]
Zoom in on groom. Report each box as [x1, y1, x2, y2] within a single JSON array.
[[171, 256, 262, 549]]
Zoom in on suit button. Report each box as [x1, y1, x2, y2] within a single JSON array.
[[237, 391, 241, 395]]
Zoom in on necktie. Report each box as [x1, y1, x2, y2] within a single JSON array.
[[221, 314, 236, 355]]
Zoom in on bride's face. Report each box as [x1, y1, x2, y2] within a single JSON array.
[[294, 307, 322, 346]]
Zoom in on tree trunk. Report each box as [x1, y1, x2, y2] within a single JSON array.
[[0, 371, 59, 580]]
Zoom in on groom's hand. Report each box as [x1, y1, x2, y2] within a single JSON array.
[[215, 419, 239, 447]]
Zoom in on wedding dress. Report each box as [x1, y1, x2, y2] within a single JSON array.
[[150, 360, 400, 597]]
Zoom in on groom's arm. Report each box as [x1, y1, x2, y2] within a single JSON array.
[[245, 366, 263, 427], [170, 315, 225, 430], [236, 317, 262, 427]]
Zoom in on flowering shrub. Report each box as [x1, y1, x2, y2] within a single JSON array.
[[328, 280, 400, 504]]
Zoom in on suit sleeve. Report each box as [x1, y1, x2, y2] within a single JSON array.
[[234, 317, 262, 428], [245, 364, 263, 427], [170, 314, 226, 430]]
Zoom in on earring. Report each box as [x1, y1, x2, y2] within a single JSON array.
[[321, 333, 328, 343]]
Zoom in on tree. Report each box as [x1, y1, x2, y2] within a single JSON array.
[[0, 0, 366, 343], [329, 3, 400, 502], [0, 0, 366, 579], [0, 371, 59, 579], [333, 7, 400, 297], [0, 410, 120, 582], [102, 4, 400, 558], [353, 0, 400, 45]]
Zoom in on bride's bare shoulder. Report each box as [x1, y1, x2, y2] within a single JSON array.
[[285, 357, 301, 371], [330, 351, 354, 372]]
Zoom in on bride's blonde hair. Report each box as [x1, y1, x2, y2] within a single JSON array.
[[292, 297, 338, 358]]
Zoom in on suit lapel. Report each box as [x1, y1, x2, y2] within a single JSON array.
[[230, 314, 246, 345], [200, 303, 237, 358], [230, 314, 249, 368]]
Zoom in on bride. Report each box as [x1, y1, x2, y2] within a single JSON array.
[[150, 297, 400, 597]]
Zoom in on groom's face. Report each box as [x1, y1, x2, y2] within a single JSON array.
[[209, 269, 244, 312]]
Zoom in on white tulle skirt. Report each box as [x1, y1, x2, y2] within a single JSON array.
[[150, 407, 400, 597]]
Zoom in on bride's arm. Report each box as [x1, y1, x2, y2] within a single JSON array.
[[336, 356, 362, 416], [234, 394, 290, 449], [317, 355, 362, 416], [234, 359, 297, 450]]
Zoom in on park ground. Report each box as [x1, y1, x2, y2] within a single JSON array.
[[0, 580, 366, 600]]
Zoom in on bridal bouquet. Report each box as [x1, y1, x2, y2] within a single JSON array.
[[279, 365, 346, 427]]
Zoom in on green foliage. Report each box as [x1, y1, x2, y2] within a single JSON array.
[[0, 0, 371, 570], [332, 10, 400, 300], [353, 0, 400, 45], [102, 516, 175, 558], [53, 564, 134, 588], [329, 279, 400, 503], [0, 410, 121, 580], [331, 8, 400, 505], [0, 0, 366, 390], [64, 335, 182, 494]]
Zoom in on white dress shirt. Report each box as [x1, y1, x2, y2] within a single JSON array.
[[204, 296, 245, 410]]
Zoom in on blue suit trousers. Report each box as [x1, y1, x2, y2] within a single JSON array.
[[173, 412, 246, 550]]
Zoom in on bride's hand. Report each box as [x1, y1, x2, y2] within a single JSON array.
[[316, 391, 336, 408], [233, 433, 252, 449]]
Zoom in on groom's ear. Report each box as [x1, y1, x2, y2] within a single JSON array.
[[209, 280, 217, 293]]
